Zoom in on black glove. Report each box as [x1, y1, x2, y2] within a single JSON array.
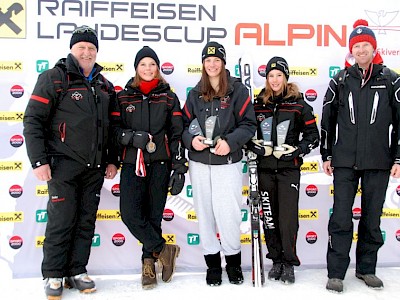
[[119, 129, 134, 146], [246, 139, 273, 156], [132, 131, 150, 150], [168, 171, 185, 195], [273, 144, 301, 161], [172, 156, 188, 173]]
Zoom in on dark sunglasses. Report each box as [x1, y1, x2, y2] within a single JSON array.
[[72, 25, 97, 37]]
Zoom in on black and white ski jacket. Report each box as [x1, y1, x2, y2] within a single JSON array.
[[320, 63, 400, 170]]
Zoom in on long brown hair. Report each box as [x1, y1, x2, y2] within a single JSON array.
[[131, 68, 166, 88], [199, 65, 228, 101], [262, 76, 300, 104]]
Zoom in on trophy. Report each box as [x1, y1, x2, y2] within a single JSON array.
[[188, 117, 217, 153], [188, 118, 203, 137], [203, 116, 217, 146], [274, 120, 290, 151], [260, 117, 273, 147]]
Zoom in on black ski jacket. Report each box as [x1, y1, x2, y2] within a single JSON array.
[[320, 63, 400, 170], [111, 78, 184, 165], [23, 54, 119, 169], [182, 73, 257, 165], [253, 90, 320, 169]]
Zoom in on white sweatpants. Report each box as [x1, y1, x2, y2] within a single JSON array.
[[189, 160, 243, 256]]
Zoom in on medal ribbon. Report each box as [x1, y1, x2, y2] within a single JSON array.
[[135, 149, 146, 177]]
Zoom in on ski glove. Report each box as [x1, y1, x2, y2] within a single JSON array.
[[119, 129, 134, 146], [246, 139, 273, 156], [273, 144, 301, 161], [172, 161, 189, 174], [132, 131, 150, 150], [168, 171, 185, 195]]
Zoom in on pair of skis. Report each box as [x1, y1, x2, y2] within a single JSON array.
[[239, 54, 265, 287]]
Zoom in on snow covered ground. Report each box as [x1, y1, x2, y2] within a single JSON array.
[[2, 267, 399, 300]]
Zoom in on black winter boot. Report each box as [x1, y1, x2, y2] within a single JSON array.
[[225, 252, 244, 285], [204, 252, 222, 286]]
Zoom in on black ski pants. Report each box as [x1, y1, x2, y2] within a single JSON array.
[[327, 167, 389, 279], [119, 162, 169, 261], [42, 156, 104, 278], [258, 168, 301, 266]]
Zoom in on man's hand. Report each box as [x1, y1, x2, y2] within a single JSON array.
[[322, 160, 334, 176], [33, 164, 52, 181], [105, 164, 118, 179], [390, 163, 400, 178]]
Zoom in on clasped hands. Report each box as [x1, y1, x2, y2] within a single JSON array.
[[247, 139, 299, 160]]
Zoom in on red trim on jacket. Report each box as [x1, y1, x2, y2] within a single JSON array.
[[239, 96, 251, 117], [305, 119, 316, 125], [31, 95, 49, 104], [183, 105, 191, 119]]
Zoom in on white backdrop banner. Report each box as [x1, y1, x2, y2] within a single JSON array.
[[0, 0, 400, 278]]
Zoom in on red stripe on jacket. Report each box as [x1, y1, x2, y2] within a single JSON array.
[[31, 95, 49, 104], [239, 96, 251, 117]]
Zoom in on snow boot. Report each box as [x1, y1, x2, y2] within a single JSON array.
[[356, 273, 384, 289], [142, 258, 157, 289], [280, 264, 295, 284], [326, 278, 344, 293], [64, 273, 96, 293], [268, 262, 283, 280], [154, 243, 180, 282], [225, 252, 244, 285], [44, 277, 63, 300], [205, 252, 222, 286]]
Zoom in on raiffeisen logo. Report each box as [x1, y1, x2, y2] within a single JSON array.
[[0, 212, 24, 222], [186, 210, 197, 221], [381, 208, 400, 218], [235, 23, 346, 47], [299, 209, 318, 220], [99, 62, 124, 72], [0, 1, 26, 38], [97, 210, 121, 221], [36, 2, 226, 44]]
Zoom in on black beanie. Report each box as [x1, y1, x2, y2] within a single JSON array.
[[265, 56, 290, 80], [134, 46, 160, 69], [70, 25, 99, 51], [201, 41, 226, 64]]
